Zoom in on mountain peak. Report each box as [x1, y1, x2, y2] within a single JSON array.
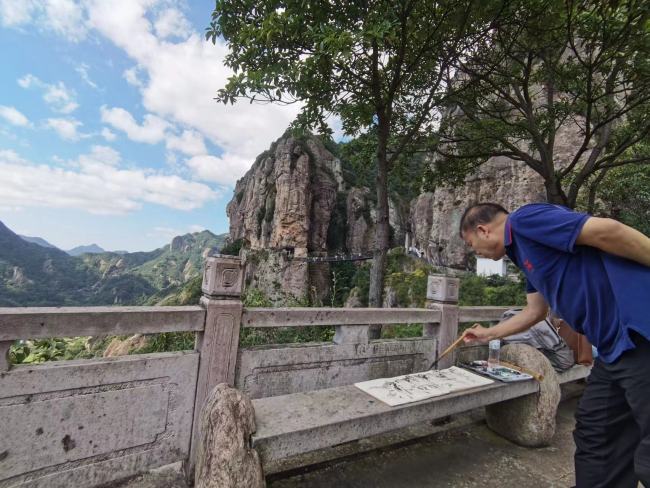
[[19, 235, 59, 249], [67, 244, 106, 256]]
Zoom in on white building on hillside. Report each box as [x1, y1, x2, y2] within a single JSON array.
[[476, 257, 507, 277]]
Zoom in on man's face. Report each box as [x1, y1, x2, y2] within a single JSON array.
[[462, 224, 506, 260]]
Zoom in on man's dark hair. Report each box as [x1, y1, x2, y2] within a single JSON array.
[[459, 203, 509, 237]]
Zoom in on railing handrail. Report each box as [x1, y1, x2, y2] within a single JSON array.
[[0, 304, 514, 341], [241, 307, 442, 328], [458, 305, 512, 323], [0, 305, 206, 341]]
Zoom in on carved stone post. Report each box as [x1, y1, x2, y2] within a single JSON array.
[[187, 256, 244, 480], [424, 274, 460, 369]]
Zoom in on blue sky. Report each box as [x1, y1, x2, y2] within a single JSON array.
[[0, 0, 302, 251]]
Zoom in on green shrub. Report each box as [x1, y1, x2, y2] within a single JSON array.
[[10, 337, 96, 364], [459, 274, 526, 306], [133, 332, 196, 354], [220, 239, 244, 256]]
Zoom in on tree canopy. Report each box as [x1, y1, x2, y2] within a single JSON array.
[[433, 0, 650, 207], [208, 0, 500, 309]]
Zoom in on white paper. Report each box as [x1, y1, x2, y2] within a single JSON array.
[[354, 366, 494, 406]]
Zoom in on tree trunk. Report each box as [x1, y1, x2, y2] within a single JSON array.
[[368, 119, 391, 338], [587, 169, 608, 214], [544, 177, 569, 207]]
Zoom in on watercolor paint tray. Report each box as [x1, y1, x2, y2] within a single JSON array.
[[461, 360, 533, 383]]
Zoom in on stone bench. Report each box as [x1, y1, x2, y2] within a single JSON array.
[[195, 360, 591, 487], [252, 363, 590, 473]]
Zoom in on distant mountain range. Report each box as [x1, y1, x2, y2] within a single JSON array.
[[67, 244, 106, 256], [1, 220, 228, 306], [18, 235, 58, 249], [19, 235, 130, 257]]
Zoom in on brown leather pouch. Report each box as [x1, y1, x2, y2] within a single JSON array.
[[551, 316, 593, 365]]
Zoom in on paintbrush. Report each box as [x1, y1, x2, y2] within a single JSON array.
[[429, 331, 470, 370]]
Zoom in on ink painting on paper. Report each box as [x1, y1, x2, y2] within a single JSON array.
[[354, 366, 494, 406]]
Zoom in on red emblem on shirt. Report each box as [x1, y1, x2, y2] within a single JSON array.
[[524, 259, 534, 272]]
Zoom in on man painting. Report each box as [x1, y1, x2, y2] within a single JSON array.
[[460, 202, 650, 488]]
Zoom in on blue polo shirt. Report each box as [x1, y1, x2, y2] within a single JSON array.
[[504, 203, 650, 363]]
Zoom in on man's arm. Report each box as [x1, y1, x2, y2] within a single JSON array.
[[576, 217, 650, 267], [463, 292, 548, 344]]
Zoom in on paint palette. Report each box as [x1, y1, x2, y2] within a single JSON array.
[[462, 360, 533, 382]]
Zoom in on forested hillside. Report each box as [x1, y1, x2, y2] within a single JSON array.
[[0, 220, 227, 306]]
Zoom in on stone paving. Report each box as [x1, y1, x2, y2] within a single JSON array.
[[269, 397, 581, 488]]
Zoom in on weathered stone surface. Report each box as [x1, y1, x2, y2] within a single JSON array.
[[485, 344, 561, 447], [410, 122, 585, 268], [228, 136, 342, 252], [0, 352, 198, 487], [333, 325, 371, 345], [409, 192, 435, 259], [103, 334, 148, 357], [195, 384, 264, 488], [252, 380, 538, 467], [228, 135, 369, 303], [235, 339, 437, 399], [1, 340, 12, 371], [226, 127, 582, 294], [346, 187, 375, 254], [344, 287, 363, 308], [241, 249, 310, 304]]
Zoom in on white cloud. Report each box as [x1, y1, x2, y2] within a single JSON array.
[[185, 153, 250, 187], [18, 74, 78, 113], [75, 62, 98, 89], [9, 0, 301, 186], [123, 66, 143, 87], [154, 8, 191, 40], [78, 145, 121, 166], [0, 105, 31, 127], [0, 146, 218, 215], [100, 105, 169, 144], [46, 117, 84, 140], [166, 129, 206, 156], [16, 73, 35, 89], [0, 0, 87, 41], [85, 0, 300, 184], [101, 127, 116, 141], [43, 0, 87, 41], [188, 224, 206, 233], [0, 0, 37, 26], [43, 82, 79, 113], [0, 149, 29, 165]]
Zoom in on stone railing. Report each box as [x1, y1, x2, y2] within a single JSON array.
[[0, 255, 512, 487]]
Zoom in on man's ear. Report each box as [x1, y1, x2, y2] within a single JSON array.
[[475, 224, 489, 238]]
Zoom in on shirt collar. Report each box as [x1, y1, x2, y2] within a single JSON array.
[[504, 215, 513, 246]]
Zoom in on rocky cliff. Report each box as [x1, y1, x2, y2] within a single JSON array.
[[408, 122, 584, 268], [227, 135, 406, 303], [228, 136, 345, 253], [225, 125, 582, 302], [409, 158, 547, 268]]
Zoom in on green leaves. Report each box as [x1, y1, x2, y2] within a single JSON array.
[[435, 0, 650, 207], [208, 0, 487, 144]]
